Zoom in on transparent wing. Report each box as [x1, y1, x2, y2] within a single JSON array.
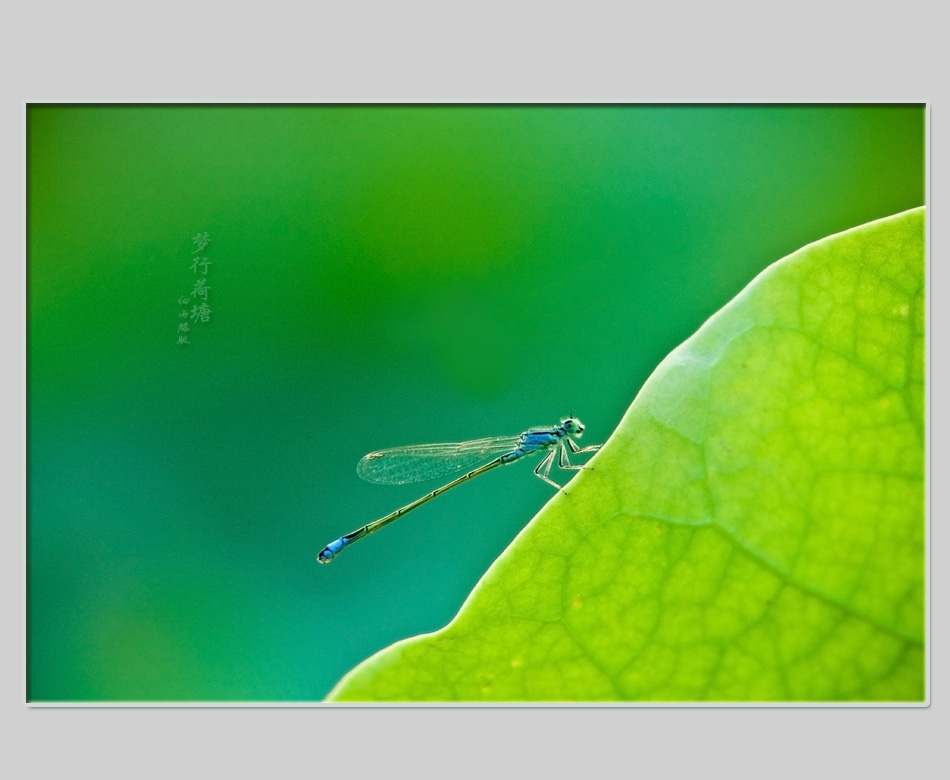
[[357, 435, 522, 485]]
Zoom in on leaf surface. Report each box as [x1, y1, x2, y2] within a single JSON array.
[[328, 207, 926, 702]]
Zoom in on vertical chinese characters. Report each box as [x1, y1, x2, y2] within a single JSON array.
[[177, 231, 215, 345]]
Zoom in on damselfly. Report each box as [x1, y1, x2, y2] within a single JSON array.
[[317, 417, 601, 564]]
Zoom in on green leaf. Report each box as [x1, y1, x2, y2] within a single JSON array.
[[327, 207, 926, 702]]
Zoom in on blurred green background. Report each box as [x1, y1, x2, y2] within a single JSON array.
[[27, 105, 925, 701]]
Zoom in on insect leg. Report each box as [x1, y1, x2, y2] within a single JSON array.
[[557, 440, 600, 475], [566, 437, 602, 455], [532, 448, 564, 491]]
